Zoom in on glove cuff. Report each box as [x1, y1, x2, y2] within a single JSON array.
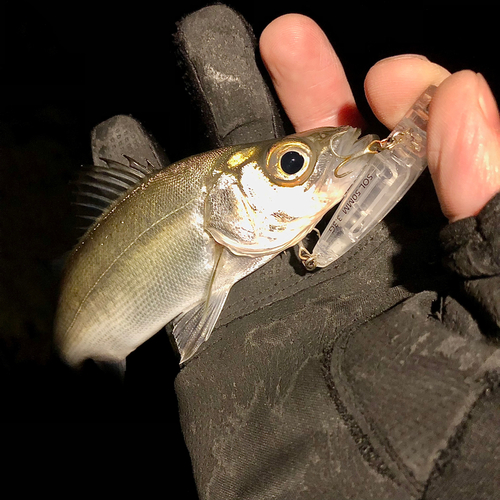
[[440, 192, 500, 332]]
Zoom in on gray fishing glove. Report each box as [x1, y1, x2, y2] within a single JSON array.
[[169, 5, 500, 500]]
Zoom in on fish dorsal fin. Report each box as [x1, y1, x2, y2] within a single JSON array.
[[91, 114, 168, 171], [73, 114, 169, 235], [73, 155, 155, 233]]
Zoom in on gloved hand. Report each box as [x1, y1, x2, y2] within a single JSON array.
[[169, 5, 500, 500], [91, 5, 500, 499]]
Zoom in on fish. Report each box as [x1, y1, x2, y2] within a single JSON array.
[[55, 124, 371, 366]]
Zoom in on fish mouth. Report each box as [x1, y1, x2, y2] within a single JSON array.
[[308, 128, 381, 235], [316, 128, 380, 195], [326, 127, 378, 175]]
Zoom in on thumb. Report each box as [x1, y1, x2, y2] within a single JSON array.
[[427, 71, 500, 222]]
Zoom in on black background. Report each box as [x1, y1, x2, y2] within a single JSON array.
[[0, 1, 497, 497]]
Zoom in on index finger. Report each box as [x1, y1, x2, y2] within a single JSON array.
[[259, 14, 365, 132]]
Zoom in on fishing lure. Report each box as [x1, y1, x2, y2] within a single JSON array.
[[300, 85, 435, 270]]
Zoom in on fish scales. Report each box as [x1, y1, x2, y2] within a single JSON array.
[[56, 147, 233, 365]]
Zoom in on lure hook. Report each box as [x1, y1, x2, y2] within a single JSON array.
[[298, 228, 321, 271], [332, 132, 406, 178]]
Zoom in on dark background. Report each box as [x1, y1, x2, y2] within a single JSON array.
[[0, 1, 497, 496]]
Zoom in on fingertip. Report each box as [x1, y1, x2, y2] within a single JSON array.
[[477, 72, 500, 133], [365, 55, 450, 130], [260, 14, 331, 91], [260, 14, 325, 64], [260, 14, 364, 131], [427, 70, 500, 221]]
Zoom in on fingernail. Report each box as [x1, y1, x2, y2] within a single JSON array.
[[378, 53, 429, 63], [477, 73, 500, 132]]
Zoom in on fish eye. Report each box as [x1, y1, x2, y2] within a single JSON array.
[[280, 151, 305, 175], [266, 140, 314, 186]]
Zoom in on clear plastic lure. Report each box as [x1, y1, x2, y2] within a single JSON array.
[[301, 85, 437, 270]]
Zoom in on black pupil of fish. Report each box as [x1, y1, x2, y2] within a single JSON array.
[[280, 151, 305, 175]]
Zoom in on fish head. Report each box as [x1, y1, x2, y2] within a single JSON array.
[[206, 126, 369, 256]]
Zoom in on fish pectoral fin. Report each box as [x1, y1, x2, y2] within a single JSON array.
[[172, 245, 230, 363], [172, 286, 231, 364], [171, 248, 277, 364]]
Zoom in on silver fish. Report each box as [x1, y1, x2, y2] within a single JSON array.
[[55, 126, 369, 365]]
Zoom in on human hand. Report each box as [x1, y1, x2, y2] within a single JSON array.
[[260, 14, 500, 223]]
